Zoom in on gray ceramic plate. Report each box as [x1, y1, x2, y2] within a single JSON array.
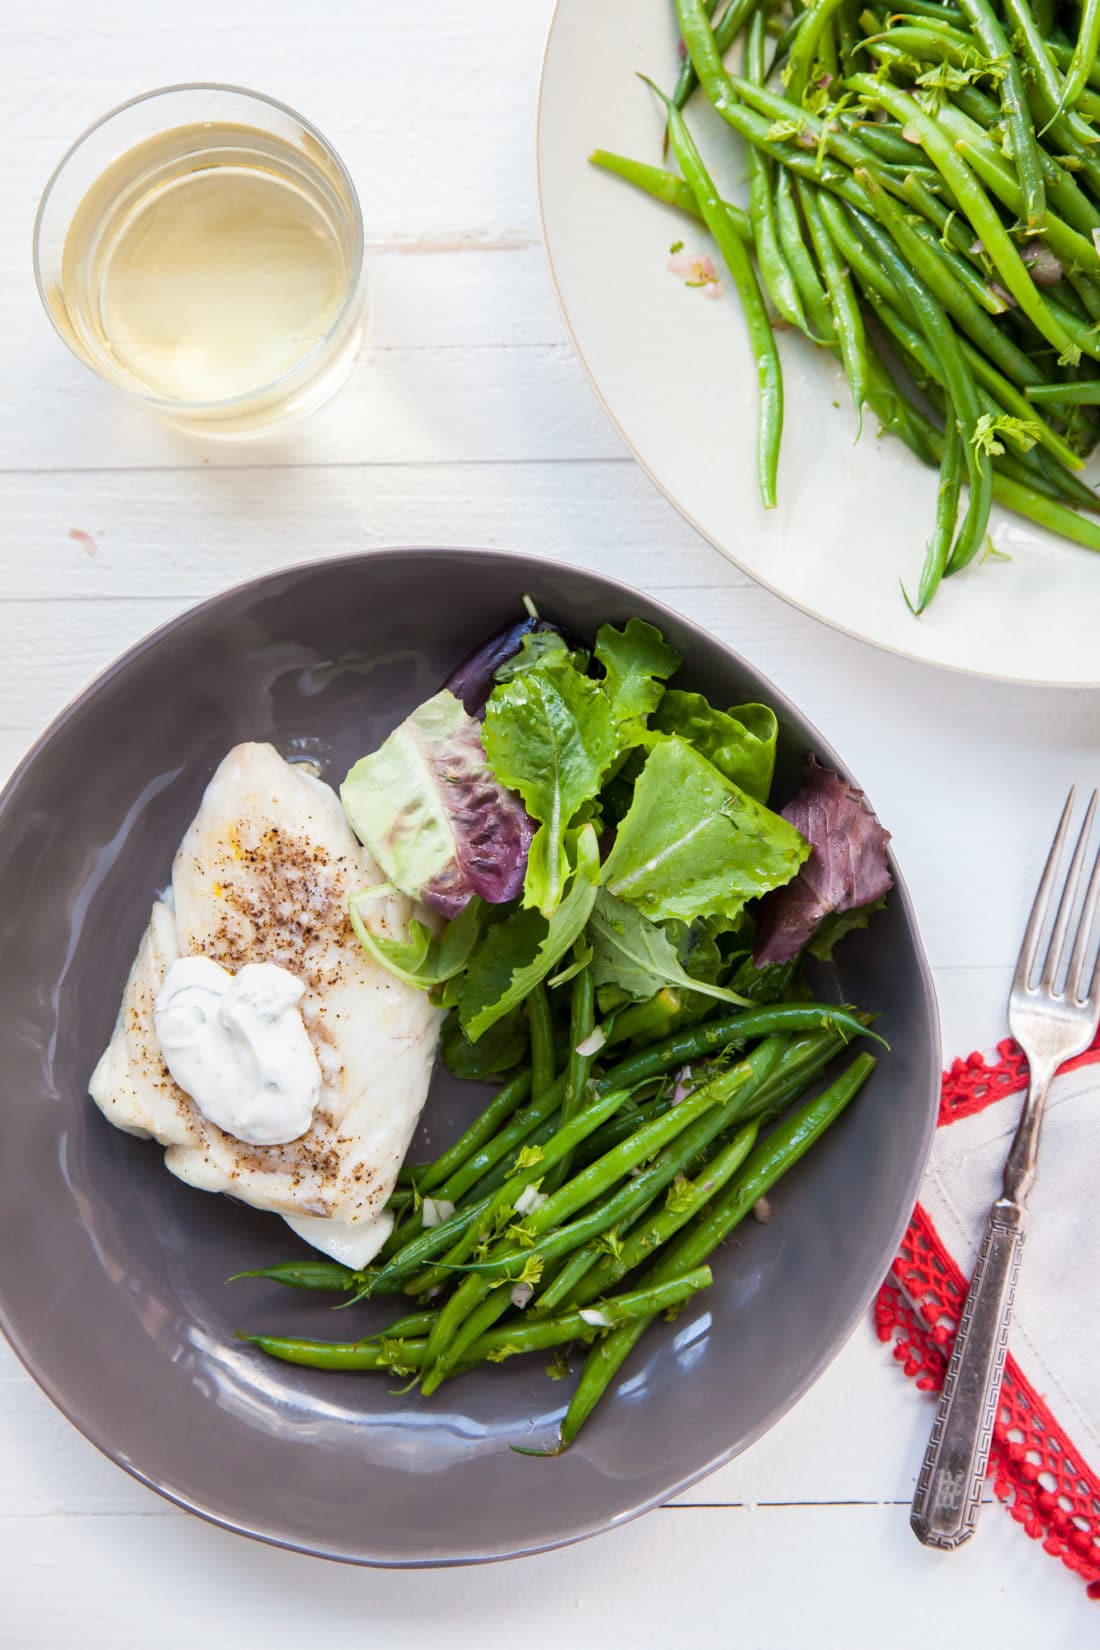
[[0, 549, 939, 1566]]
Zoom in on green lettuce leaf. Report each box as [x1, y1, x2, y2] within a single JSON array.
[[807, 896, 888, 961], [588, 889, 750, 1006], [495, 630, 590, 682], [457, 825, 601, 1040], [348, 888, 483, 991], [594, 619, 681, 749], [482, 621, 680, 916], [482, 664, 615, 916], [652, 692, 777, 803], [601, 737, 809, 925], [441, 1005, 527, 1079]]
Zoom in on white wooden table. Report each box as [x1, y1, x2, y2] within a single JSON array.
[[2, 4, 1097, 1645]]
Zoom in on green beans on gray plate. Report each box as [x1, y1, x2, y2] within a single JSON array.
[[237, 990, 883, 1442]]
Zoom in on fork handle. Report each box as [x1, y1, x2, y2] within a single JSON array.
[[910, 1198, 1027, 1550]]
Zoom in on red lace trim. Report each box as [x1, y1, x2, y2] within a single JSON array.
[[878, 1028, 1100, 1595], [939, 1029, 1100, 1127]]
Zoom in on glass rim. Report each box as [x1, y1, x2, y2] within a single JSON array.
[[31, 81, 365, 415]]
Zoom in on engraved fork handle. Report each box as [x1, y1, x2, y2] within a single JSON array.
[[910, 1197, 1027, 1549]]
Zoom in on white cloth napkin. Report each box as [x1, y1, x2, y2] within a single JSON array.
[[879, 1040, 1100, 1595]]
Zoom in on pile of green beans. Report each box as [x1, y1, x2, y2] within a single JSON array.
[[590, 0, 1100, 611], [235, 992, 879, 1447]]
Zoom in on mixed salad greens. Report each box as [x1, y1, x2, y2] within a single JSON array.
[[236, 608, 894, 1448]]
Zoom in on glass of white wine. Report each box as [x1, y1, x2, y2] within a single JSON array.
[[33, 84, 365, 438]]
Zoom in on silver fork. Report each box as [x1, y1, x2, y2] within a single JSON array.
[[911, 787, 1100, 1551]]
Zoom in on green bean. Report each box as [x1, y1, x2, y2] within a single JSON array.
[[446, 1003, 872, 1223], [565, 1120, 760, 1309], [798, 179, 868, 430], [951, 0, 1044, 227], [342, 1194, 495, 1304], [805, 210, 934, 457], [241, 1269, 713, 1375], [669, 0, 724, 119], [229, 1260, 362, 1292], [725, 75, 910, 197], [1041, 293, 1100, 368], [767, 7, 810, 76], [526, 983, 555, 1105], [999, 0, 1100, 180], [1066, 273, 1100, 328], [905, 216, 1011, 319], [746, 10, 810, 332], [605, 989, 682, 1046], [673, 0, 763, 116], [915, 419, 964, 613], [598, 1003, 878, 1091], [786, 0, 855, 102], [418, 1054, 758, 1391], [858, 20, 983, 61], [415, 1069, 532, 1196], [775, 168, 834, 341], [817, 194, 1072, 474], [1026, 382, 1100, 406], [559, 1053, 878, 1445], [535, 1236, 619, 1315], [653, 80, 783, 509], [676, 0, 907, 206], [887, 0, 966, 22], [843, 117, 932, 168], [432, 1074, 565, 1204], [898, 173, 1008, 303], [853, 178, 992, 573], [846, 76, 1078, 361], [587, 150, 754, 245], [934, 107, 1100, 277], [836, 0, 861, 68], [989, 473, 1100, 551], [545, 961, 596, 1194], [480, 1037, 787, 1280], [1048, 36, 1100, 96], [406, 1080, 641, 1299], [568, 1095, 664, 1173]]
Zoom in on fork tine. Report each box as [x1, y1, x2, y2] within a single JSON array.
[[1039, 790, 1098, 994], [1014, 788, 1076, 994], [1067, 831, 1100, 1006]]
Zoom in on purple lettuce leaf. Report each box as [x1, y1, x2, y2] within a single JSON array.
[[444, 617, 560, 717], [753, 757, 893, 966], [342, 690, 534, 919]]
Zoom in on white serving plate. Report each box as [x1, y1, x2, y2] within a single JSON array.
[[537, 0, 1100, 685]]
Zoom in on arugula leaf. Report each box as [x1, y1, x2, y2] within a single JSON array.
[[348, 887, 483, 991], [593, 619, 681, 749], [652, 691, 777, 803], [601, 738, 809, 925], [457, 825, 601, 1040], [588, 889, 750, 1006], [341, 689, 532, 918], [483, 666, 616, 915]]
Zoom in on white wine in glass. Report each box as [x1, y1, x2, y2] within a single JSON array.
[[34, 86, 365, 437]]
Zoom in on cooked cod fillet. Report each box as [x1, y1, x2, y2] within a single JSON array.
[[89, 742, 442, 1267]]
